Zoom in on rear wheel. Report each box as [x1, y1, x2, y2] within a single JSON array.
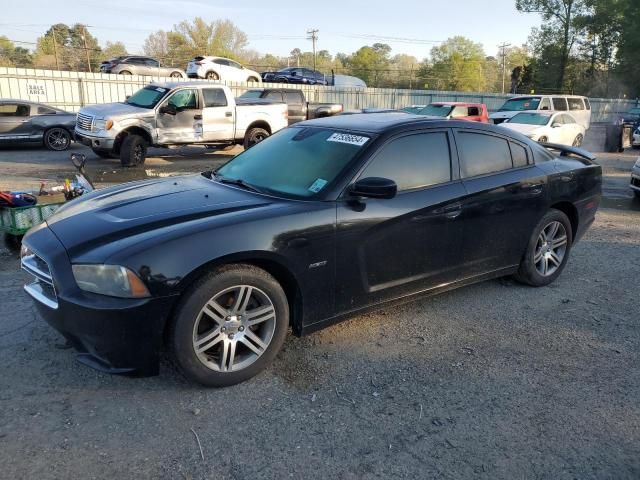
[[119, 70, 132, 75], [243, 127, 269, 149], [247, 76, 260, 83], [538, 136, 548, 143], [119, 134, 147, 167], [205, 71, 219, 80], [169, 264, 289, 387], [44, 127, 71, 151], [572, 134, 584, 147], [514, 209, 573, 287], [170, 71, 182, 78]]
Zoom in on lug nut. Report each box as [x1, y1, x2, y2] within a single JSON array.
[[238, 326, 245, 332], [221, 327, 226, 332], [228, 333, 235, 339]]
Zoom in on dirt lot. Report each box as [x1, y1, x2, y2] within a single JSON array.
[[1, 128, 639, 479]]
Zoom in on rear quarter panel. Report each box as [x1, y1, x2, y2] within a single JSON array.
[[235, 103, 288, 139]]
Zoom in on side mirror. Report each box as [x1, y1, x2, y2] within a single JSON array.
[[551, 122, 561, 128], [160, 104, 177, 115], [349, 177, 397, 200]]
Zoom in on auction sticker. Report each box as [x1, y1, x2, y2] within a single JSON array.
[[327, 132, 369, 146], [308, 178, 328, 193]]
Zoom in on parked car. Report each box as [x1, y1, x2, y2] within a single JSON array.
[[498, 112, 586, 146], [633, 126, 640, 149], [74, 82, 288, 166], [186, 56, 261, 83], [99, 56, 185, 78], [402, 102, 489, 123], [237, 88, 343, 124], [631, 157, 640, 198], [621, 106, 640, 125], [329, 74, 367, 88], [0, 99, 75, 150], [490, 95, 592, 130], [21, 113, 601, 386], [261, 67, 328, 85]]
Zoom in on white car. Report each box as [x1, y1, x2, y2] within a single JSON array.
[[186, 56, 262, 83], [490, 95, 592, 130], [631, 157, 640, 199], [633, 126, 640, 149], [498, 112, 586, 147]]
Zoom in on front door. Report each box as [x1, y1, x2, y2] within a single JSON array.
[[335, 129, 467, 312], [0, 103, 32, 142], [156, 88, 202, 144], [201, 88, 235, 142]]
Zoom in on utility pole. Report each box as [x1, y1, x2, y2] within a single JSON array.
[[82, 25, 92, 72], [52, 26, 60, 70], [307, 29, 318, 72], [499, 42, 511, 94]]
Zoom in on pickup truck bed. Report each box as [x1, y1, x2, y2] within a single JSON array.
[[238, 88, 343, 125]]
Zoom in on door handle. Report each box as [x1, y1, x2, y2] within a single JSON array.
[[560, 174, 574, 183], [225, 111, 233, 117], [193, 114, 202, 120], [437, 202, 462, 219]]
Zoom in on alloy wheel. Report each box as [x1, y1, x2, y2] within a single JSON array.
[[250, 133, 267, 146], [573, 134, 584, 147], [45, 128, 70, 151], [192, 285, 276, 372], [534, 221, 568, 277]]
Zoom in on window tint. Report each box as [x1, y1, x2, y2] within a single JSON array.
[[468, 106, 480, 116], [227, 60, 242, 69], [509, 142, 528, 167], [360, 132, 451, 191], [128, 57, 145, 65], [568, 98, 584, 110], [202, 89, 227, 107], [584, 98, 591, 110], [0, 104, 29, 116], [552, 97, 568, 111], [214, 59, 229, 66], [265, 92, 283, 102], [458, 132, 513, 178], [451, 106, 469, 118], [285, 91, 303, 103], [37, 106, 56, 115], [540, 98, 552, 111], [144, 58, 159, 67], [168, 89, 198, 110]]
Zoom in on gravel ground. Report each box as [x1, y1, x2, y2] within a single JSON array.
[[1, 127, 639, 479]]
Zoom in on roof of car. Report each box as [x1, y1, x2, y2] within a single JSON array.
[[431, 102, 486, 107], [149, 81, 225, 89]]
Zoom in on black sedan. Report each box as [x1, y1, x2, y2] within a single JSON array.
[[0, 99, 76, 150], [261, 67, 328, 85], [20, 114, 602, 386]]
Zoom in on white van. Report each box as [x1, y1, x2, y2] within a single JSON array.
[[490, 95, 592, 130]]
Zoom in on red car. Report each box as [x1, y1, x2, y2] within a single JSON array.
[[402, 102, 490, 123]]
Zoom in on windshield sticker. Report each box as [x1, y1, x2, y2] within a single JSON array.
[[308, 178, 328, 193], [155, 87, 167, 93], [327, 133, 369, 146]]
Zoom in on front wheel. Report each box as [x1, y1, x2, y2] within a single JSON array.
[[205, 71, 219, 80], [169, 264, 289, 387], [514, 209, 573, 287], [119, 70, 132, 75], [538, 136, 548, 143], [572, 134, 584, 147], [170, 71, 183, 78], [44, 127, 71, 151], [119, 134, 147, 167], [243, 127, 270, 149]]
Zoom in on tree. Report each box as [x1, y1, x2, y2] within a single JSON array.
[[144, 30, 168, 60], [33, 23, 101, 71], [516, 0, 587, 90], [421, 36, 488, 91], [101, 41, 127, 61], [344, 43, 392, 87], [0, 36, 32, 67]]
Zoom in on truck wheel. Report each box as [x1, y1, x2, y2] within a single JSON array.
[[91, 148, 114, 159], [243, 128, 270, 149], [120, 134, 147, 167]]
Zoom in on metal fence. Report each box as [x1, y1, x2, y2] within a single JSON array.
[[1, 67, 637, 122]]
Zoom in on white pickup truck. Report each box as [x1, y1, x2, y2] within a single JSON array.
[[74, 82, 288, 166]]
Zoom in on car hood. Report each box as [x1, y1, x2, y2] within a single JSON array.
[[490, 111, 520, 120], [46, 174, 276, 254], [498, 123, 541, 136], [78, 102, 153, 120]]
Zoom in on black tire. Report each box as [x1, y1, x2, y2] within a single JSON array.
[[169, 264, 289, 387], [92, 148, 114, 159], [514, 209, 573, 287], [119, 134, 147, 167], [119, 70, 132, 75], [44, 127, 71, 151], [634, 190, 640, 199], [205, 71, 219, 80], [632, 145, 640, 150], [170, 71, 182, 78], [538, 136, 548, 143], [243, 127, 270, 149], [247, 77, 259, 83], [3, 233, 23, 252], [572, 134, 584, 147]]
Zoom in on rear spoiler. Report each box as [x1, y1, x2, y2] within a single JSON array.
[[540, 142, 597, 163]]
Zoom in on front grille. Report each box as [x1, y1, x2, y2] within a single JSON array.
[[22, 252, 58, 309], [76, 113, 94, 132]]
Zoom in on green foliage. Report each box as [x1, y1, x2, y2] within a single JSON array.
[[33, 23, 101, 71], [0, 36, 32, 67]]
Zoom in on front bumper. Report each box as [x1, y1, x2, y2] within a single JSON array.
[[75, 131, 115, 150], [22, 224, 177, 376]]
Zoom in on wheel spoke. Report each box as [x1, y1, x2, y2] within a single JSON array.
[[195, 327, 223, 353], [246, 305, 275, 327], [541, 256, 549, 275], [227, 341, 237, 371], [547, 222, 560, 240], [203, 300, 227, 325], [219, 339, 230, 371], [548, 251, 562, 267], [534, 249, 544, 263], [552, 235, 567, 248], [240, 329, 267, 355], [232, 286, 253, 313]]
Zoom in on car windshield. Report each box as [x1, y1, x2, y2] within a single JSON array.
[[499, 97, 542, 111], [214, 127, 371, 199], [508, 113, 551, 125], [238, 90, 263, 99], [413, 104, 454, 117], [125, 86, 169, 109]]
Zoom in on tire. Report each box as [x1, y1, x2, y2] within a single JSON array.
[[119, 70, 132, 75], [92, 148, 114, 159], [634, 190, 640, 199], [170, 71, 182, 78], [247, 77, 259, 83], [538, 136, 548, 143], [572, 134, 584, 147], [3, 233, 23, 252], [205, 71, 219, 80], [44, 127, 71, 151], [119, 134, 147, 167], [513, 209, 573, 287], [243, 127, 270, 149], [169, 264, 289, 387]]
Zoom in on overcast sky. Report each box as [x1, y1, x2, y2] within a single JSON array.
[[1, 0, 542, 59]]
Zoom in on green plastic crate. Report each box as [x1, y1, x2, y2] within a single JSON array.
[[0, 202, 64, 236]]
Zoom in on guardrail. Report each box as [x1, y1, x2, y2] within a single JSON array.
[[1, 67, 637, 122]]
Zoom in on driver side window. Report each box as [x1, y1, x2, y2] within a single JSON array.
[[168, 89, 198, 110]]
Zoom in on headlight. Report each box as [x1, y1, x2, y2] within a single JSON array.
[[72, 264, 150, 298], [20, 245, 31, 259], [93, 118, 114, 131]]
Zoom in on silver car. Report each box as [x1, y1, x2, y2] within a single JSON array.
[[100, 56, 186, 78], [0, 99, 76, 150]]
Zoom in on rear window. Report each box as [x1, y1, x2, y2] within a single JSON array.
[[238, 90, 263, 99], [193, 56, 205, 61], [203, 88, 227, 107], [458, 132, 513, 178], [499, 97, 541, 112], [568, 98, 584, 110], [552, 98, 568, 111], [0, 104, 29, 116]]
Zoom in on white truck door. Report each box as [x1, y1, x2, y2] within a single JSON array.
[[201, 88, 235, 142], [156, 88, 203, 144]]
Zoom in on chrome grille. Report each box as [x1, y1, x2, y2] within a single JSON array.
[[22, 252, 58, 309], [76, 113, 94, 132]]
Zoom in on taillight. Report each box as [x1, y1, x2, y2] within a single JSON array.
[[195, 61, 203, 65]]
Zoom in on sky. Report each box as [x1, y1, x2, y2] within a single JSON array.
[[1, 0, 543, 60]]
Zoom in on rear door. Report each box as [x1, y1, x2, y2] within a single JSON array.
[[454, 129, 547, 274], [0, 103, 32, 142], [156, 88, 203, 144], [201, 87, 235, 141], [335, 129, 467, 311]]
